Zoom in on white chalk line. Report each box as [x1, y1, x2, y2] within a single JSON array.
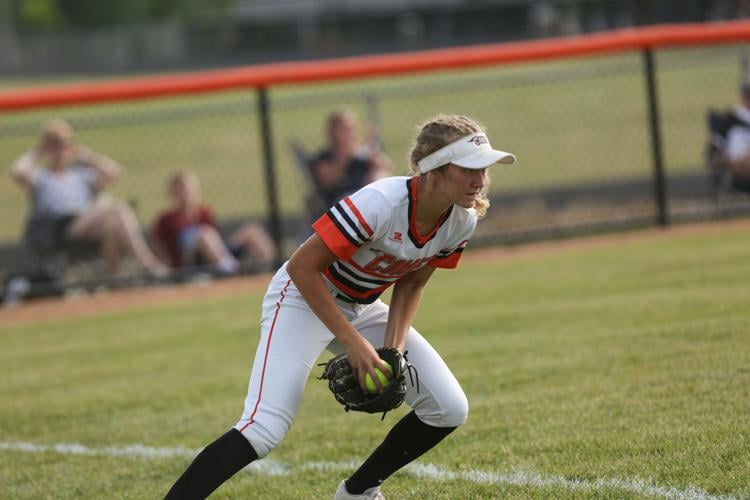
[[0, 441, 741, 500]]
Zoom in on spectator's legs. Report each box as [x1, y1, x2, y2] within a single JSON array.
[[229, 223, 276, 267], [69, 197, 168, 278], [728, 157, 750, 182], [100, 227, 123, 276], [193, 226, 239, 274], [105, 201, 169, 277]]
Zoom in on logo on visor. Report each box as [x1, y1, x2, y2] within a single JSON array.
[[468, 135, 489, 147]]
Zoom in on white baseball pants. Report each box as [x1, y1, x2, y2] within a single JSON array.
[[234, 263, 468, 458]]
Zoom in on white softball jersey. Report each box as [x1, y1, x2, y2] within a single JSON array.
[[235, 176, 476, 458], [313, 176, 477, 303]]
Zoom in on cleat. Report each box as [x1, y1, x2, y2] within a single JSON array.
[[333, 480, 385, 500]]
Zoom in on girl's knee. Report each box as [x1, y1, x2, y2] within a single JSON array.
[[442, 392, 469, 427], [112, 200, 137, 220], [415, 390, 469, 428], [234, 420, 289, 459]]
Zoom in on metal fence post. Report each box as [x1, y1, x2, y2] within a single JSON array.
[[257, 87, 284, 264], [642, 48, 669, 226]]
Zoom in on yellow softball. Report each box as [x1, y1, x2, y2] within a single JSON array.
[[365, 362, 393, 394]]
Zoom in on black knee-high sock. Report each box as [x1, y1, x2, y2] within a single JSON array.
[[165, 429, 258, 499], [345, 411, 456, 494]]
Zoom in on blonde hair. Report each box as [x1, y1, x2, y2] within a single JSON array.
[[409, 114, 491, 218], [327, 109, 357, 132], [40, 119, 74, 148], [167, 169, 200, 194]]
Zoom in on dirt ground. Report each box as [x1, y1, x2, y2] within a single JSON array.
[[2, 219, 748, 328]]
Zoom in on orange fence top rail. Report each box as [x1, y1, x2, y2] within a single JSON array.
[[2, 19, 750, 111]]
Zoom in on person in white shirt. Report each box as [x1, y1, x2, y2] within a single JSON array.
[[10, 119, 168, 278], [721, 83, 750, 191]]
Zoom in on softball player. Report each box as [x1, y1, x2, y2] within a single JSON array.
[[165, 114, 516, 499]]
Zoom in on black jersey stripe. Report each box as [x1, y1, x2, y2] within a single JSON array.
[[326, 268, 388, 305], [357, 292, 383, 304], [332, 202, 367, 242], [325, 209, 360, 247], [327, 264, 373, 294], [433, 248, 464, 260], [335, 262, 393, 286], [438, 246, 465, 257], [334, 261, 392, 286], [436, 244, 464, 257], [337, 291, 383, 305]]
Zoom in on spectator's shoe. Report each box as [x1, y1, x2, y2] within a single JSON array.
[[2, 275, 30, 307], [333, 480, 385, 500], [146, 263, 171, 281]]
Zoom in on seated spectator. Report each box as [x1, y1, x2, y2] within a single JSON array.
[[307, 109, 393, 218], [719, 82, 750, 192], [10, 119, 169, 278], [152, 170, 276, 275]]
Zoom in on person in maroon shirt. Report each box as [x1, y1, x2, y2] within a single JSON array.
[[152, 170, 276, 274]]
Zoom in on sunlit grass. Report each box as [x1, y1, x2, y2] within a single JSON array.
[[1, 225, 748, 498]]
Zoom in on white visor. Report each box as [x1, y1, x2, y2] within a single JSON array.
[[416, 132, 516, 174]]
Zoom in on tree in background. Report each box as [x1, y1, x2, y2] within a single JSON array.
[[10, 0, 232, 30]]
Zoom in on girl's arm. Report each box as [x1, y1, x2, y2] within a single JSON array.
[[10, 150, 40, 190], [383, 264, 436, 352], [75, 146, 122, 190], [286, 234, 387, 392]]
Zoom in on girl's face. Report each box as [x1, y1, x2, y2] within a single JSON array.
[[439, 164, 488, 209]]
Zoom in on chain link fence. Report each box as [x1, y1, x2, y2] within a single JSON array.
[[2, 40, 750, 298]]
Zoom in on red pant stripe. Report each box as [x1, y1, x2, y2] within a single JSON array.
[[241, 279, 292, 430]]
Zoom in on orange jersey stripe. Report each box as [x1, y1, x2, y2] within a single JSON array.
[[429, 251, 463, 269], [312, 213, 358, 260], [344, 197, 374, 237]]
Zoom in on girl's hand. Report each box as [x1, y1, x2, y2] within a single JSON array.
[[344, 336, 388, 394]]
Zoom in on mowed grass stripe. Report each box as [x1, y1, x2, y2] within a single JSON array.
[[0, 441, 732, 499], [0, 224, 748, 498]]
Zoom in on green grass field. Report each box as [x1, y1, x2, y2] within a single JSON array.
[[1, 223, 748, 499]]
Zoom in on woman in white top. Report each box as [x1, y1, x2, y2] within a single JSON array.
[[721, 83, 750, 191], [11, 119, 168, 278]]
